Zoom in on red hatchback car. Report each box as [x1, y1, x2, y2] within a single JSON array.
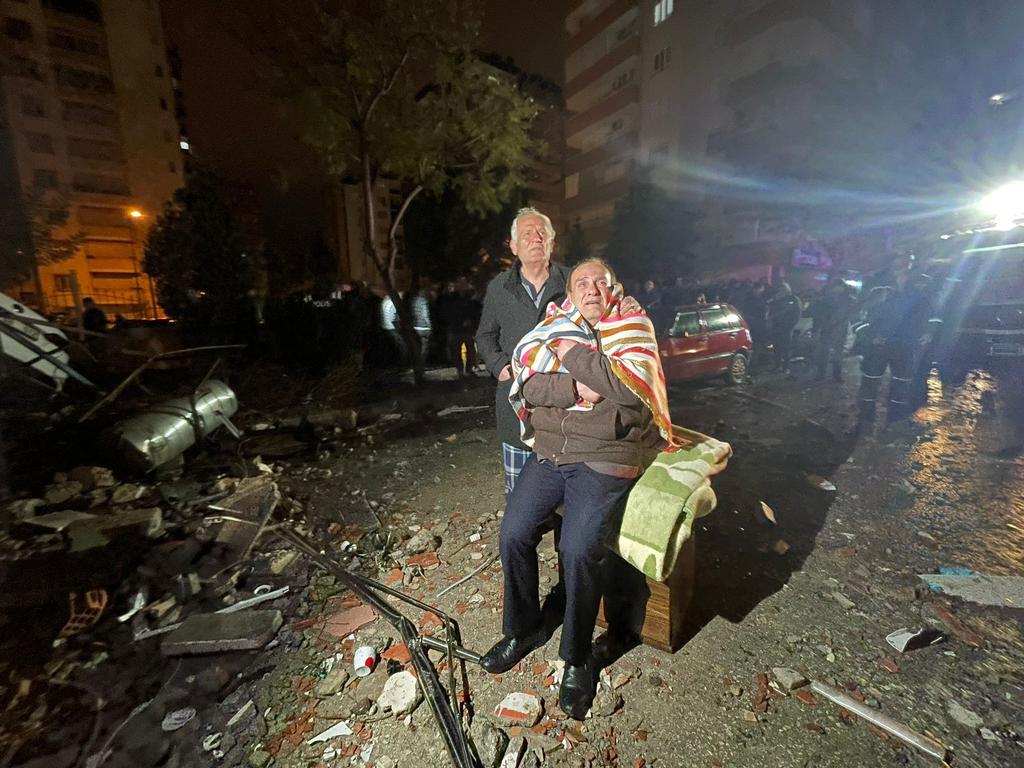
[[658, 303, 753, 384]]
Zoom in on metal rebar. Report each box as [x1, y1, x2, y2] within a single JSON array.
[[810, 681, 949, 763], [274, 528, 482, 768]]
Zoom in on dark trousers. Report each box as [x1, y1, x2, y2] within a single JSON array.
[[499, 456, 646, 665], [771, 327, 795, 371], [858, 339, 913, 422], [814, 328, 846, 380]]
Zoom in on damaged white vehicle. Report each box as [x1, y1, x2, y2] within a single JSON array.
[[0, 290, 92, 391]]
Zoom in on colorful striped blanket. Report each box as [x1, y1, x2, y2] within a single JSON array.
[[509, 288, 731, 582], [509, 288, 677, 449]]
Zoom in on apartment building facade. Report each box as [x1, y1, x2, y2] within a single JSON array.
[[0, 0, 184, 317], [564, 0, 872, 277]]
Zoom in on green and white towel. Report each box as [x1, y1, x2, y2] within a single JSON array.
[[612, 427, 731, 581]]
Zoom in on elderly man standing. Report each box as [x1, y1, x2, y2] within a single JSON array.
[[476, 208, 572, 496], [480, 258, 663, 719]]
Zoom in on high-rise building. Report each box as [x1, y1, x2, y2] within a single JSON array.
[[0, 0, 184, 317], [323, 178, 408, 291], [563, 0, 642, 254], [563, 0, 872, 277]]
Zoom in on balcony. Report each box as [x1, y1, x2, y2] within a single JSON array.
[[568, 0, 638, 54], [566, 83, 639, 140], [566, 131, 638, 176], [566, 36, 640, 98]]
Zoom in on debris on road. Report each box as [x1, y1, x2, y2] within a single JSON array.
[[494, 692, 543, 727], [376, 670, 422, 715], [759, 501, 777, 524], [917, 572, 1024, 608], [307, 720, 354, 744], [810, 681, 948, 763], [805, 474, 836, 491], [885, 627, 945, 653], [160, 610, 283, 655], [771, 667, 809, 691]]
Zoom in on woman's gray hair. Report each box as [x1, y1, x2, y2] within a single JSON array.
[[510, 207, 555, 242]]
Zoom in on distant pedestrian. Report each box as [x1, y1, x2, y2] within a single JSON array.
[[767, 283, 801, 373], [81, 297, 108, 334], [856, 256, 932, 426], [810, 279, 855, 382]]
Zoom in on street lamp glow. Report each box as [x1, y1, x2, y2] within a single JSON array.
[[129, 209, 144, 219], [979, 181, 1024, 231]]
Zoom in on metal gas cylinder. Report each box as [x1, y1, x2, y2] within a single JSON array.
[[117, 380, 238, 471]]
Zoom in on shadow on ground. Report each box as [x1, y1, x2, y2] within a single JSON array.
[[668, 380, 857, 641]]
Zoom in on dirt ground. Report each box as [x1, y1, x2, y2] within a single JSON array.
[[1, 357, 1022, 768]]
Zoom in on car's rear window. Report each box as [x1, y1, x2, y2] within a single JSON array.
[[702, 308, 736, 332], [672, 311, 700, 336]]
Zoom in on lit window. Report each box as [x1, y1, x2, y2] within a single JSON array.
[[654, 0, 673, 26], [179, 138, 190, 151]]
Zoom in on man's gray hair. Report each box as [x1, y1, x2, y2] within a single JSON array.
[[510, 207, 555, 242]]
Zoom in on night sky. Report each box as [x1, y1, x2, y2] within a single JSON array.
[[159, 0, 564, 254]]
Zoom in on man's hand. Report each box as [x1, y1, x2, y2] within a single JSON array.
[[617, 295, 644, 316], [552, 338, 579, 361], [576, 381, 603, 404], [498, 364, 512, 381]]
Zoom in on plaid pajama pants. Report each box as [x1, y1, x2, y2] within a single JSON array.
[[502, 442, 532, 497]]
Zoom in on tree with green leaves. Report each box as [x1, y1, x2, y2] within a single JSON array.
[[401, 189, 518, 286], [606, 173, 699, 284], [0, 186, 83, 307], [144, 171, 253, 333], [264, 0, 539, 383]]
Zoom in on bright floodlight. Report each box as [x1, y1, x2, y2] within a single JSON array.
[[979, 181, 1024, 230], [129, 209, 144, 219]]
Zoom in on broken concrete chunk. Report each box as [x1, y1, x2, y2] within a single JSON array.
[[110, 483, 149, 505], [208, 476, 279, 558], [771, 667, 809, 691], [66, 507, 163, 552], [498, 736, 526, 768], [161, 610, 283, 655], [44, 481, 83, 506], [25, 510, 97, 531], [832, 592, 856, 610], [404, 528, 441, 555], [918, 573, 1024, 608], [590, 689, 623, 717], [493, 692, 543, 727], [376, 670, 422, 715], [314, 668, 350, 697], [946, 700, 984, 731], [5, 498, 45, 520], [69, 465, 116, 491], [471, 716, 509, 768]]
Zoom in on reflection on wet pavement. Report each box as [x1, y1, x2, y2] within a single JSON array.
[[906, 367, 1024, 574]]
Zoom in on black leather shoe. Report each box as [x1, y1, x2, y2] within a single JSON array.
[[592, 631, 640, 666], [559, 661, 595, 720], [480, 627, 546, 673]]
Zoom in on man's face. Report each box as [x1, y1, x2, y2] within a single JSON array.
[[510, 214, 553, 267], [569, 262, 613, 324]]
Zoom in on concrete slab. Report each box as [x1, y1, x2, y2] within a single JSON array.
[[160, 610, 283, 655]]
